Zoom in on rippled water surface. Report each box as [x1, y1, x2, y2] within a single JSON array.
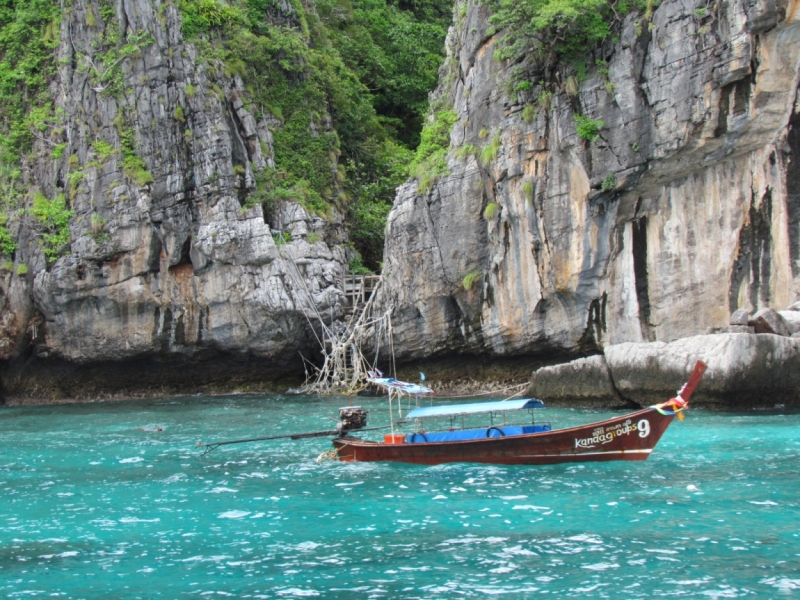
[[1, 394, 799, 598]]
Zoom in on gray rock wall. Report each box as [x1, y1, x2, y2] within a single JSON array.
[[0, 0, 348, 400], [377, 0, 800, 362]]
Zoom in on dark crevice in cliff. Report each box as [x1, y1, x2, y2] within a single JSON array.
[[632, 215, 653, 341], [714, 75, 752, 138], [577, 292, 607, 352], [787, 112, 800, 277], [601, 354, 642, 409], [171, 236, 192, 269], [729, 188, 773, 311]]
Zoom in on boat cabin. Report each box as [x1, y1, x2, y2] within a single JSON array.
[[403, 398, 550, 443]]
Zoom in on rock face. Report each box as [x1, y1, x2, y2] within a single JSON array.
[[529, 334, 800, 408], [377, 0, 800, 363], [0, 0, 349, 401]]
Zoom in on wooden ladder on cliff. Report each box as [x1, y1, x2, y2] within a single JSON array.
[[343, 274, 381, 316]]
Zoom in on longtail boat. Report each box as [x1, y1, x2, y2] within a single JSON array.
[[331, 361, 707, 465]]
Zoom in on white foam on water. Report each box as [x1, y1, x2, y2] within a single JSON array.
[[275, 588, 320, 597], [56, 551, 79, 558], [512, 505, 550, 512], [499, 495, 528, 500], [295, 542, 321, 551], [488, 565, 517, 574], [645, 548, 679, 554], [471, 586, 540, 595], [181, 555, 232, 563], [500, 545, 537, 556], [572, 584, 607, 593], [334, 481, 363, 487], [699, 589, 740, 598], [568, 534, 603, 544], [119, 457, 144, 464], [432, 495, 448, 500], [209, 487, 239, 494], [748, 500, 778, 506], [760, 577, 800, 592], [582, 562, 620, 571], [218, 510, 250, 519], [119, 517, 160, 523], [90, 519, 117, 527]]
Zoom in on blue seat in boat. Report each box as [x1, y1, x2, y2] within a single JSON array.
[[405, 424, 551, 443]]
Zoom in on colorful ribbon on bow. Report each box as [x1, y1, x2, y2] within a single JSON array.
[[650, 396, 688, 420]]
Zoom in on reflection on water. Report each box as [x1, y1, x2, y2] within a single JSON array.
[[1, 395, 799, 598]]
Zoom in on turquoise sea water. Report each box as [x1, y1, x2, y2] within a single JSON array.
[[1, 394, 799, 599]]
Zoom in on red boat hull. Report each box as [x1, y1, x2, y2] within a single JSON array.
[[332, 407, 676, 465]]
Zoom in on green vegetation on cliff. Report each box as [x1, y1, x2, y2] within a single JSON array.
[[177, 0, 451, 270], [0, 0, 60, 164], [487, 0, 651, 69], [0, 0, 450, 272], [486, 0, 654, 113]]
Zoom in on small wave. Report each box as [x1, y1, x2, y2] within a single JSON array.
[[568, 534, 603, 544], [275, 588, 320, 597], [582, 562, 619, 571], [748, 500, 778, 506], [760, 577, 800, 592], [209, 487, 239, 494], [471, 586, 540, 595], [218, 510, 250, 519], [119, 457, 144, 464], [119, 517, 160, 523], [489, 565, 517, 574], [512, 505, 550, 511]]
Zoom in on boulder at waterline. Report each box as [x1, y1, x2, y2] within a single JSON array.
[[528, 334, 800, 409]]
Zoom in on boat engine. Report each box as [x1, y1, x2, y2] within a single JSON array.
[[338, 406, 368, 435]]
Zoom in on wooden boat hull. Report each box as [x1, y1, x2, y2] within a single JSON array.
[[332, 407, 676, 465]]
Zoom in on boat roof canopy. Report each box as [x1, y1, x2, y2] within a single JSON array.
[[406, 398, 545, 420]]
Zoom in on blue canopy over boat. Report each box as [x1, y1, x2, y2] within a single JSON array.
[[406, 398, 545, 420]]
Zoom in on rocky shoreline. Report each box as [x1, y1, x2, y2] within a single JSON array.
[[529, 303, 800, 410]]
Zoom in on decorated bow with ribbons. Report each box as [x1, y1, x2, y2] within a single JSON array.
[[651, 396, 688, 420], [648, 361, 708, 421]]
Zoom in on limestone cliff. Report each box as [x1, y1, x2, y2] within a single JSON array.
[[377, 0, 800, 364], [0, 0, 350, 400]]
